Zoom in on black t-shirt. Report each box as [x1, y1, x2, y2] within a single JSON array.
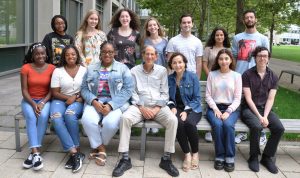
[[42, 32, 74, 66]]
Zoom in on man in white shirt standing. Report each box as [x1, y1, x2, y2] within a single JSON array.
[[166, 14, 203, 79]]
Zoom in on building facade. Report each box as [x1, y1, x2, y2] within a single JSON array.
[[0, 0, 138, 75]]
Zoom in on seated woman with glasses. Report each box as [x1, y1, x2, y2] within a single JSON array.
[[80, 41, 134, 166]]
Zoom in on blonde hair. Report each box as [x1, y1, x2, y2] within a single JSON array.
[[141, 17, 165, 49], [78, 9, 101, 32], [76, 10, 102, 55]]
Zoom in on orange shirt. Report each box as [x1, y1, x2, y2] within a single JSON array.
[[21, 63, 55, 99]]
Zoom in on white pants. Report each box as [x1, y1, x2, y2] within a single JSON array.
[[81, 104, 122, 149]]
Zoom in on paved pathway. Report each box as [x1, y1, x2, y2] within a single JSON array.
[[0, 58, 299, 177]]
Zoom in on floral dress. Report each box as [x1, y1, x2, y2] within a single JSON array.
[[75, 30, 107, 66], [107, 28, 140, 68]]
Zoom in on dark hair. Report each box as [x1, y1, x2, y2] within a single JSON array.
[[58, 45, 81, 67], [252, 46, 271, 59], [51, 15, 68, 32], [211, 49, 236, 71], [168, 52, 188, 70], [206, 27, 231, 48], [110, 8, 140, 31], [180, 14, 193, 23], [100, 41, 114, 51], [23, 42, 50, 64], [243, 10, 256, 19]]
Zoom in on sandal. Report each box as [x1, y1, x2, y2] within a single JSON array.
[[182, 158, 191, 172], [191, 155, 199, 170], [95, 152, 107, 166]]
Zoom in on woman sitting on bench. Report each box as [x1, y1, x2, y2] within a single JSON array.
[[205, 49, 242, 172]]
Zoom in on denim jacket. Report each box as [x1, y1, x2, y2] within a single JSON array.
[[81, 60, 134, 112], [168, 70, 202, 113]]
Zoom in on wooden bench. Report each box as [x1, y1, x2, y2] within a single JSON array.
[[14, 81, 300, 161], [279, 70, 300, 84]]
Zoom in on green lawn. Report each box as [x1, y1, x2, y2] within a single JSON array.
[[272, 45, 300, 62], [273, 86, 300, 140]]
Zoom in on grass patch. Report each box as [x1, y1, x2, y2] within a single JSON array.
[[272, 45, 300, 62]]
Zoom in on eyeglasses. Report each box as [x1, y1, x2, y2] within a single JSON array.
[[101, 51, 114, 55], [257, 55, 268, 59]]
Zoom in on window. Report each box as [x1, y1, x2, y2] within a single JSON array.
[[60, 0, 83, 36], [0, 0, 25, 45]]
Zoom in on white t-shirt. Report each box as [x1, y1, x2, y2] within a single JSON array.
[[166, 34, 203, 73], [51, 65, 87, 96]]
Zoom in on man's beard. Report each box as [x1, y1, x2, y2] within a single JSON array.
[[245, 22, 256, 29]]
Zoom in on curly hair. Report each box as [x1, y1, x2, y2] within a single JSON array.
[[252, 46, 270, 59], [51, 15, 68, 32], [109, 8, 140, 31], [211, 49, 235, 71], [23, 42, 50, 64], [206, 27, 230, 48], [58, 45, 81, 67]]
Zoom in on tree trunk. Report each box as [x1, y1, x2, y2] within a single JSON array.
[[269, 13, 275, 53], [198, 0, 207, 40], [235, 0, 245, 34]]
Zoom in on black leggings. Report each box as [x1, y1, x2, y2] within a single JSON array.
[[176, 108, 202, 154]]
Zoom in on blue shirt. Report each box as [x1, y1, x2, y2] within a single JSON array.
[[168, 70, 202, 113]]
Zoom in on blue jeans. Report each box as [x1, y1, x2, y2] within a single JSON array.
[[206, 105, 239, 163], [21, 99, 50, 148], [50, 99, 83, 151]]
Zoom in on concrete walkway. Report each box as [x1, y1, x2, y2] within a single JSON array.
[[0, 58, 299, 177]]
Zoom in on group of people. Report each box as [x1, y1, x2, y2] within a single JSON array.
[[20, 7, 284, 177]]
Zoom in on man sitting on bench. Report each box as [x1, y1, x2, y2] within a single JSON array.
[[112, 46, 179, 177]]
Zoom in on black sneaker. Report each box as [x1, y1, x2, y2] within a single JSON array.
[[260, 156, 278, 174], [159, 157, 179, 177], [112, 158, 132, 177], [23, 153, 33, 169], [32, 153, 43, 171], [224, 162, 235, 172], [214, 160, 224, 170], [65, 155, 74, 169], [248, 156, 259, 172], [72, 152, 85, 173]]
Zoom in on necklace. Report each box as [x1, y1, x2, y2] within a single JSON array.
[[32, 63, 47, 72]]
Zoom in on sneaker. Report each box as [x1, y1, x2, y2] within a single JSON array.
[[260, 132, 267, 146], [235, 132, 248, 144], [214, 160, 224, 170], [205, 132, 213, 142], [23, 153, 33, 169], [112, 158, 132, 177], [224, 162, 235, 172], [260, 155, 278, 174], [151, 128, 159, 134], [65, 155, 74, 169], [248, 156, 259, 172], [32, 153, 43, 171], [72, 152, 85, 173], [159, 157, 179, 177]]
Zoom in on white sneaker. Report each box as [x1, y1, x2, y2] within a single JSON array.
[[205, 132, 213, 142], [260, 132, 267, 146], [32, 153, 43, 171], [23, 153, 33, 169], [235, 133, 248, 144], [151, 128, 159, 134], [146, 128, 150, 134]]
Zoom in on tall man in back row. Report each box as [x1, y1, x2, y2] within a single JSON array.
[[166, 14, 203, 79], [232, 10, 269, 145]]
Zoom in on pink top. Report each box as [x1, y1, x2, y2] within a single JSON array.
[[205, 70, 242, 112]]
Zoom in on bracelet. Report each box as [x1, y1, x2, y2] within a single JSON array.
[[40, 101, 45, 105]]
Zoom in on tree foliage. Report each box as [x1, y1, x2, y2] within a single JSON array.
[[137, 0, 300, 47]]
